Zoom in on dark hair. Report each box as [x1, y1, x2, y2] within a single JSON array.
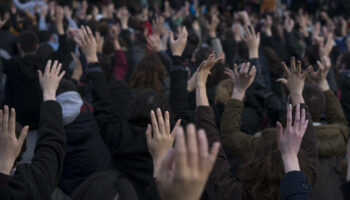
[[71, 170, 138, 200], [238, 132, 316, 200], [182, 31, 199, 61], [207, 62, 230, 88], [340, 51, 350, 70], [36, 43, 54, 57], [304, 44, 320, 66], [302, 83, 325, 122], [127, 89, 173, 132], [263, 47, 283, 76], [57, 79, 78, 95], [18, 30, 39, 53], [129, 54, 167, 93]]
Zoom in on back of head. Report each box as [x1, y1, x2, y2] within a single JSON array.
[[302, 83, 326, 122], [129, 54, 167, 93], [238, 132, 316, 200], [18, 30, 39, 54], [71, 170, 138, 200], [127, 89, 173, 132], [215, 79, 234, 105], [36, 43, 54, 57], [340, 51, 350, 70]]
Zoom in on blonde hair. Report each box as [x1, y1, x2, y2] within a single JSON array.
[[215, 79, 234, 105]]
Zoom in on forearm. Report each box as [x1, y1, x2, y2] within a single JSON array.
[[196, 85, 209, 107], [282, 155, 300, 173]]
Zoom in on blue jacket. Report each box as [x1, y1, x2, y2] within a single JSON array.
[[280, 171, 311, 200]]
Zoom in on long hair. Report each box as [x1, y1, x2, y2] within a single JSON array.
[[129, 54, 167, 93], [238, 132, 316, 200]]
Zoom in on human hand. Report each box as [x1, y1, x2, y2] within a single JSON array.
[[319, 35, 335, 57], [237, 11, 251, 26], [146, 109, 181, 177], [196, 53, 222, 88], [117, 6, 130, 29], [156, 124, 220, 200], [170, 27, 188, 56], [277, 57, 311, 105], [64, 6, 72, 19], [72, 26, 98, 63], [0, 12, 9, 29], [243, 25, 260, 58], [38, 60, 65, 101], [206, 14, 220, 38], [310, 56, 331, 91], [0, 106, 29, 175], [277, 104, 308, 173], [95, 32, 104, 54], [152, 15, 165, 36], [71, 52, 83, 83], [229, 62, 256, 100], [284, 18, 295, 33], [147, 34, 163, 53], [187, 69, 198, 92]]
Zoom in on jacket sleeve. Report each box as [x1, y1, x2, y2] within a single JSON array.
[[169, 56, 193, 124], [0, 101, 66, 199], [195, 106, 241, 200], [113, 50, 129, 80], [280, 171, 311, 200], [324, 90, 349, 129], [86, 62, 123, 153], [220, 99, 257, 156]]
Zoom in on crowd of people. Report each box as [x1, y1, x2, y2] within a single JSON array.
[[0, 0, 350, 199]]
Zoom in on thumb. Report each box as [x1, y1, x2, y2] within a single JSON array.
[[277, 78, 287, 86], [37, 70, 43, 80]]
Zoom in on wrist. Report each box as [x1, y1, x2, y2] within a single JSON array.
[[249, 50, 259, 59], [172, 51, 182, 57], [209, 31, 216, 38], [318, 80, 330, 91], [43, 92, 56, 101], [0, 161, 14, 175], [281, 154, 300, 173], [290, 92, 304, 105], [86, 55, 99, 63], [153, 159, 162, 178], [231, 88, 246, 100]]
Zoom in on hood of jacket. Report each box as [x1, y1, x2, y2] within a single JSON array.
[[56, 91, 83, 125]]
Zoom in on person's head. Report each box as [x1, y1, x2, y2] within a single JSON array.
[[238, 132, 316, 200], [129, 54, 167, 93], [182, 30, 199, 61], [303, 44, 320, 67], [215, 79, 234, 105], [127, 89, 173, 133], [71, 170, 138, 200], [17, 30, 39, 55], [57, 79, 78, 95], [36, 43, 54, 57], [339, 51, 350, 70], [302, 83, 325, 122]]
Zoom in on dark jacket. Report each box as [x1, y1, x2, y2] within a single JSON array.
[[86, 63, 153, 199], [0, 101, 66, 199], [3, 35, 75, 129], [280, 171, 311, 200], [59, 103, 111, 195], [311, 90, 348, 200], [339, 69, 350, 123]]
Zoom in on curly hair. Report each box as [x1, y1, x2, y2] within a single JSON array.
[[129, 54, 167, 93], [238, 131, 316, 200]]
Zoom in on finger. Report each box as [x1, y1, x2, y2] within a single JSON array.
[[186, 124, 198, 170], [316, 60, 324, 71], [276, 78, 288, 86], [233, 64, 239, 75], [249, 66, 257, 79], [0, 110, 3, 131], [243, 62, 251, 75], [276, 121, 284, 142], [301, 120, 309, 137], [299, 108, 306, 134], [37, 70, 43, 81], [291, 57, 296, 72], [18, 125, 29, 145], [9, 108, 15, 138], [198, 130, 208, 167], [175, 127, 187, 170], [286, 104, 292, 129], [81, 25, 88, 41], [150, 110, 160, 138], [51, 60, 58, 74], [171, 119, 181, 140], [45, 60, 52, 75], [297, 60, 302, 74], [70, 52, 76, 60], [165, 111, 170, 135], [145, 124, 152, 147], [208, 142, 220, 170], [294, 104, 301, 131], [156, 108, 166, 136], [281, 62, 290, 75], [86, 26, 94, 38], [58, 71, 66, 80], [3, 106, 9, 135], [250, 24, 256, 36], [55, 63, 62, 76], [302, 66, 312, 79]]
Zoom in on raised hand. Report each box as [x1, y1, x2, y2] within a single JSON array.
[[243, 25, 260, 58], [206, 14, 220, 37], [72, 26, 98, 63], [95, 31, 104, 54], [319, 35, 335, 57], [310, 56, 331, 91], [152, 15, 165, 36], [169, 27, 188, 56], [156, 124, 220, 200], [0, 12, 9, 29], [71, 52, 83, 83], [38, 60, 65, 101], [277, 104, 308, 173], [145, 109, 181, 177], [284, 18, 295, 33], [0, 106, 29, 175], [147, 34, 163, 53], [230, 62, 256, 100], [277, 57, 311, 105], [196, 53, 222, 88]]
